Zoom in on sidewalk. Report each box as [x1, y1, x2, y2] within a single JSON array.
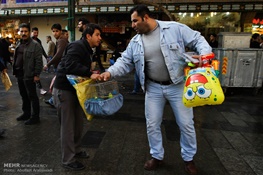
[[0, 69, 262, 175]]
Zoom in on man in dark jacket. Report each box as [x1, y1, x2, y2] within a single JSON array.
[[78, 18, 105, 72], [31, 27, 48, 59], [53, 23, 102, 170], [13, 23, 43, 125]]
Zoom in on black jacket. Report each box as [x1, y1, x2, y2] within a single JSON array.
[[0, 39, 7, 71], [54, 38, 94, 92], [32, 37, 48, 58]]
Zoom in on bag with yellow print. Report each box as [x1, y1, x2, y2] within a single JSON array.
[[66, 75, 95, 121], [1, 71, 12, 91], [183, 66, 225, 107]]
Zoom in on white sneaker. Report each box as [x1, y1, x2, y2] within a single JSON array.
[[40, 89, 47, 95]]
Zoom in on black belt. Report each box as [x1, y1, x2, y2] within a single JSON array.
[[148, 77, 173, 85]]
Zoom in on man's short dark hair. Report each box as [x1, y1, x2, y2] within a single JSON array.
[[46, 36, 51, 40], [78, 18, 90, 25], [51, 23, 62, 31], [82, 23, 102, 39], [32, 27, 38, 31], [130, 4, 151, 18], [210, 33, 217, 38], [252, 33, 260, 39], [62, 29, 68, 33], [19, 23, 30, 31]]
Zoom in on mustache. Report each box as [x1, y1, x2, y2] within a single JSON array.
[[22, 35, 27, 37]]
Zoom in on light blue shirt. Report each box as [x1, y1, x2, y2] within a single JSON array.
[[107, 20, 212, 91]]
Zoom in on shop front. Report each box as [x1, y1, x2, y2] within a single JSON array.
[[0, 19, 20, 44], [171, 12, 241, 40]]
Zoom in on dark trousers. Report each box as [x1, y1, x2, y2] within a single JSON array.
[[17, 77, 40, 119], [53, 88, 84, 164]]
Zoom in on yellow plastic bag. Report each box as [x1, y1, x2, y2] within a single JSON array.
[[73, 79, 96, 121], [1, 72, 12, 91], [183, 67, 225, 107], [66, 75, 96, 121]]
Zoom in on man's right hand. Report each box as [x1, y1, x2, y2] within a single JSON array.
[[99, 72, 111, 81]]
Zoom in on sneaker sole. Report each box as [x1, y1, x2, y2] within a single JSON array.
[[62, 164, 85, 171], [74, 155, 90, 158]]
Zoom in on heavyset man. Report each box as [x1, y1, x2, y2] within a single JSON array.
[[100, 4, 212, 175]]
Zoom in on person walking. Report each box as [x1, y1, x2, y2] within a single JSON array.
[[13, 23, 43, 125], [43, 24, 68, 72], [44, 24, 68, 107], [46, 35, 55, 66], [100, 4, 212, 175], [52, 23, 102, 171], [31, 27, 48, 95]]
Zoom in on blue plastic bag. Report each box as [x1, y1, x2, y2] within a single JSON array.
[[85, 93, 123, 116]]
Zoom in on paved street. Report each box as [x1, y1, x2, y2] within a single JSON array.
[[0, 65, 263, 175]]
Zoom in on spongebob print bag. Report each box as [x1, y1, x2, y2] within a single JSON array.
[[182, 67, 225, 107]]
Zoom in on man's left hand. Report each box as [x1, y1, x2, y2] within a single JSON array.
[[34, 76, 40, 82]]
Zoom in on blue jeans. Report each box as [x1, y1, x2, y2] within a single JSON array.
[[145, 80, 196, 161]]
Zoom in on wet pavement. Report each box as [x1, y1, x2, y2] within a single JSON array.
[[0, 65, 263, 175]]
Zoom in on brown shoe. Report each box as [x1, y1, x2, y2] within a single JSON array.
[[184, 160, 197, 175], [144, 158, 163, 171]]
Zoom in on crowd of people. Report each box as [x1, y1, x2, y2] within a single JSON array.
[[1, 4, 263, 174]]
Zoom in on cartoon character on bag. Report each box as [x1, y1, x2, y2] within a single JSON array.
[[183, 53, 225, 107]]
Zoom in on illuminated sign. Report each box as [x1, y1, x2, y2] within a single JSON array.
[[252, 18, 263, 25], [252, 18, 263, 34], [1, 0, 7, 4]]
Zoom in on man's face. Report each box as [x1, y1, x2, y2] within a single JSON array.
[[87, 29, 102, 48], [131, 11, 150, 34], [77, 21, 85, 32], [31, 30, 38, 38], [52, 29, 62, 40], [63, 32, 69, 40], [210, 35, 215, 42], [46, 37, 50, 43], [19, 27, 30, 41]]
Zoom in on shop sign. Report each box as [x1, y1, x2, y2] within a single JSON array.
[[1, 0, 7, 3], [16, 0, 67, 3], [252, 18, 263, 34]]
